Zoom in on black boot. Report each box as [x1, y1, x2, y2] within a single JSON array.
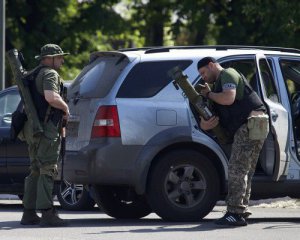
[[40, 208, 68, 227], [20, 209, 41, 225], [215, 212, 247, 227]]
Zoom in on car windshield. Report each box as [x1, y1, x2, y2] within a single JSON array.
[[69, 55, 129, 98]]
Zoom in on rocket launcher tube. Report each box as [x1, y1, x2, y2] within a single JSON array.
[[6, 49, 44, 137], [169, 66, 230, 144]]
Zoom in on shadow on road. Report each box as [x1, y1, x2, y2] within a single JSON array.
[[0, 203, 299, 232], [1, 216, 300, 231]]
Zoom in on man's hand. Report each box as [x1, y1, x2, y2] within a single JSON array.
[[199, 83, 211, 98], [63, 109, 69, 120], [200, 116, 219, 130]]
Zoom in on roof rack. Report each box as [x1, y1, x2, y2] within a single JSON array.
[[119, 47, 153, 52], [119, 45, 300, 54]]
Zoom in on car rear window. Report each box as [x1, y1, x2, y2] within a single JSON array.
[[117, 60, 192, 98], [69, 55, 129, 98]]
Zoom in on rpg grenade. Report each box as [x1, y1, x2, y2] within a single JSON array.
[[169, 66, 230, 144]]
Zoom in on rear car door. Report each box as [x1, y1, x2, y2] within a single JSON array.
[[0, 127, 8, 183], [116, 60, 193, 146], [6, 135, 30, 184], [255, 54, 289, 181], [0, 87, 28, 184]]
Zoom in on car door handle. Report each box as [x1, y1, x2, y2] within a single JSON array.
[[271, 110, 278, 122]]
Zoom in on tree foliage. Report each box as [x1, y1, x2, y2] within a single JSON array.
[[215, 0, 300, 47], [5, 0, 300, 86], [5, 0, 135, 83]]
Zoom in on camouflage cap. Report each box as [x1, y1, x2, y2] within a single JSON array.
[[35, 44, 70, 60]]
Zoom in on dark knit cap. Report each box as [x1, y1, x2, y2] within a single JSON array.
[[197, 57, 217, 69]]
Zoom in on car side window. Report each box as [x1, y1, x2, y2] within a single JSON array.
[[259, 59, 279, 103], [280, 59, 300, 97], [215, 58, 280, 103], [0, 90, 21, 126], [117, 60, 192, 98], [279, 59, 300, 115], [221, 59, 258, 92], [221, 59, 255, 80], [70, 56, 130, 98]]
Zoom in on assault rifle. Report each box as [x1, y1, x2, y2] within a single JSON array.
[[169, 66, 230, 144], [59, 85, 68, 181]]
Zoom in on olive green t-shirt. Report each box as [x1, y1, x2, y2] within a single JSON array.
[[216, 68, 245, 100], [35, 66, 61, 95]]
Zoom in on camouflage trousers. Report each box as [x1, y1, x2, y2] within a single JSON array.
[[22, 120, 61, 210], [226, 123, 266, 214]]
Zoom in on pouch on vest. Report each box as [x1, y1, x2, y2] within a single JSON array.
[[247, 114, 269, 140]]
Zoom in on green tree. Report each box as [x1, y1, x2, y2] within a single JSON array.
[[171, 0, 219, 45], [130, 0, 175, 46], [215, 0, 300, 48], [5, 0, 135, 85], [5, 0, 300, 86]]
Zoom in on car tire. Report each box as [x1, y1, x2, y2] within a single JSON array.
[[56, 180, 95, 211], [147, 149, 220, 222], [92, 185, 152, 219]]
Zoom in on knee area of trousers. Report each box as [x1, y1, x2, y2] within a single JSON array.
[[40, 164, 58, 179], [30, 169, 40, 177]]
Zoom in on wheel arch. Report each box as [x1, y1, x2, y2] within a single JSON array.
[[135, 142, 227, 196]]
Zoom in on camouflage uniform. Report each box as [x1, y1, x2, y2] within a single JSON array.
[[226, 123, 266, 214], [213, 68, 268, 215]]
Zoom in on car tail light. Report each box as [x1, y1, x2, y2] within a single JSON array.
[[91, 105, 121, 138]]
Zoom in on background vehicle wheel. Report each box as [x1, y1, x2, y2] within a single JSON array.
[[56, 181, 95, 211], [92, 185, 152, 219], [147, 149, 220, 222]]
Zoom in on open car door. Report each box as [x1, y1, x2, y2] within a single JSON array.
[[255, 54, 289, 181]]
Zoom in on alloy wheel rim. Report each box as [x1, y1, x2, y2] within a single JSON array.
[[164, 164, 207, 208], [60, 180, 84, 206]]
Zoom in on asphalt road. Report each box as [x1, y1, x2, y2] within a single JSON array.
[[0, 199, 299, 240]]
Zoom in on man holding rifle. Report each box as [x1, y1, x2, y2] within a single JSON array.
[[20, 44, 69, 227]]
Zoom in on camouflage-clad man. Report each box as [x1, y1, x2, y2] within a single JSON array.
[[20, 44, 69, 227], [197, 57, 269, 227]]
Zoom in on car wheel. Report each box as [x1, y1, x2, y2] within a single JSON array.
[[56, 180, 95, 211], [147, 149, 220, 222], [92, 185, 152, 219]]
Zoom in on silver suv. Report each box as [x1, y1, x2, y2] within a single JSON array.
[[65, 46, 300, 221]]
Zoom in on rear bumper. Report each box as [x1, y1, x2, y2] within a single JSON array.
[[63, 138, 143, 186]]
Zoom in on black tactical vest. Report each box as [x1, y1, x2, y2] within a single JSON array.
[[213, 73, 265, 136], [24, 66, 63, 124], [23, 66, 49, 122]]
